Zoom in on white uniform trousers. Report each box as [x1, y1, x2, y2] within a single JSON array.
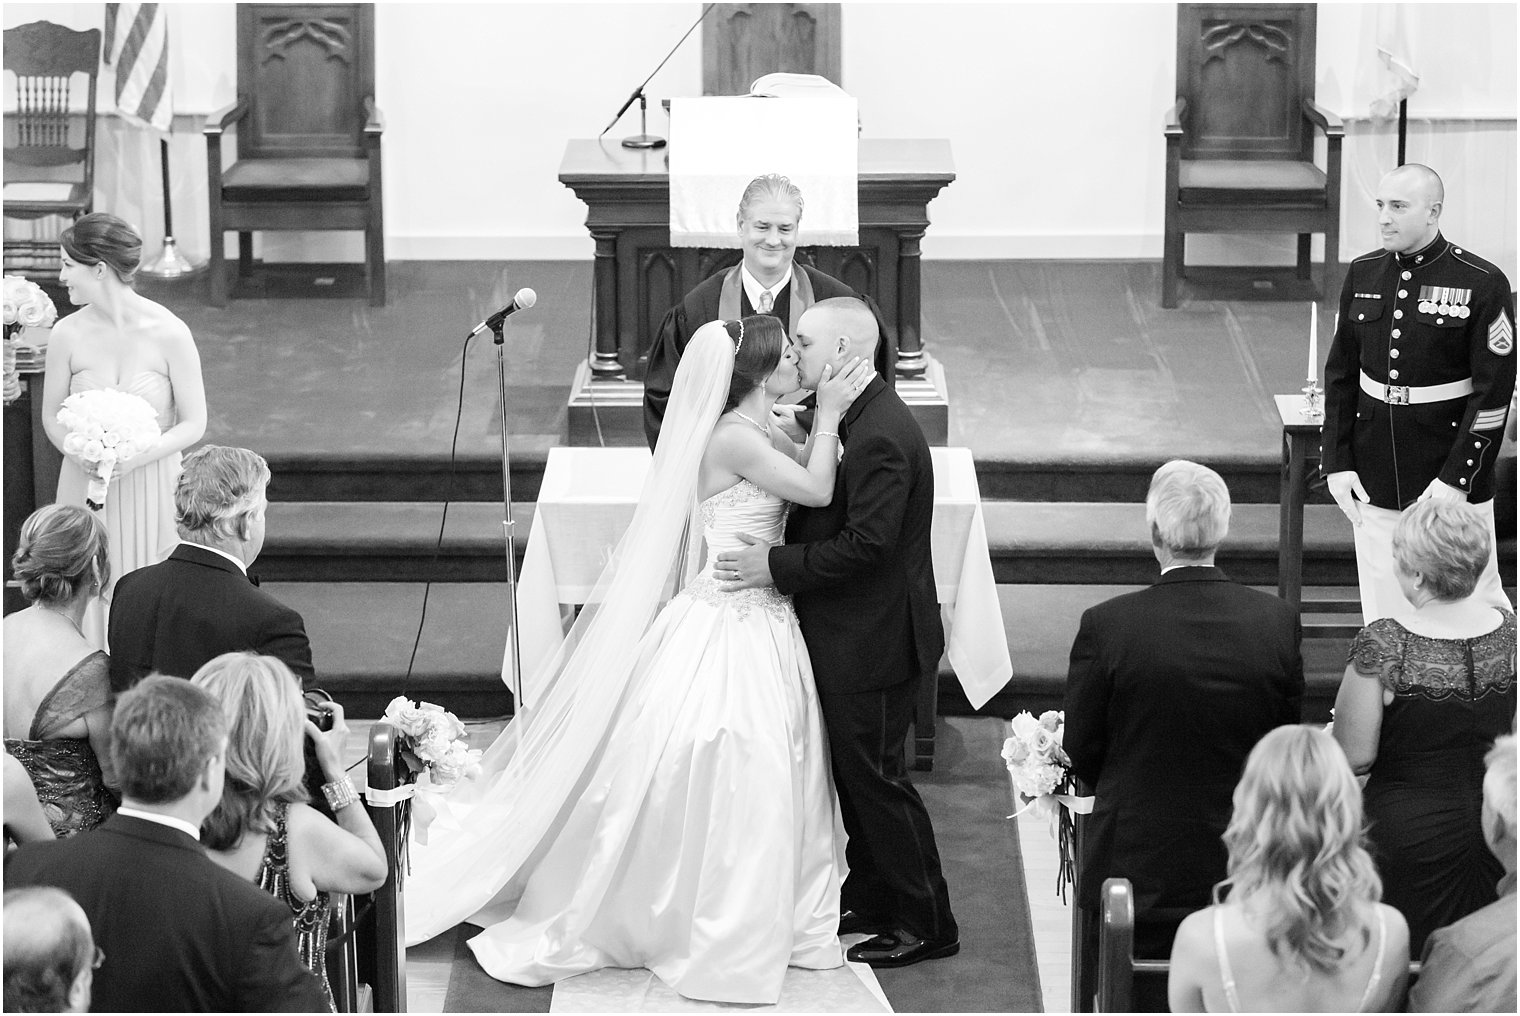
[[1353, 499, 1513, 623]]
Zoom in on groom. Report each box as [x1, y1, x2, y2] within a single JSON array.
[[718, 297, 959, 968]]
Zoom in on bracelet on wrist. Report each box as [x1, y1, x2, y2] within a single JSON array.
[[322, 776, 359, 811], [814, 430, 840, 440]]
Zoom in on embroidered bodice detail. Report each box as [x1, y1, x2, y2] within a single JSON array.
[[1350, 610, 1516, 702], [685, 478, 795, 623]]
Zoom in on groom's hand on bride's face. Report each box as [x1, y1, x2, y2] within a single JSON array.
[[715, 533, 773, 590]]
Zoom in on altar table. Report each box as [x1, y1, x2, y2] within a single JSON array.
[[512, 446, 1011, 767]]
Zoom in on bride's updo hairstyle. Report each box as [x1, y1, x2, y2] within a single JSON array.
[[1219, 725, 1381, 974], [721, 314, 786, 413], [60, 212, 143, 284], [10, 504, 109, 608]]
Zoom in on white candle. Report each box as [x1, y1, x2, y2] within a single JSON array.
[[1308, 302, 1319, 384]]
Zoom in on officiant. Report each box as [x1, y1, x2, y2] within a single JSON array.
[[642, 173, 893, 448]]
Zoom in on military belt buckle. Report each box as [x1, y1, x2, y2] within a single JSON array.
[[1386, 385, 1410, 406]]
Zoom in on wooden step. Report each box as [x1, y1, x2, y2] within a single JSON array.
[[260, 500, 1483, 587]]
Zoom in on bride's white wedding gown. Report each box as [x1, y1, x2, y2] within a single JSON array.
[[405, 478, 846, 1005]]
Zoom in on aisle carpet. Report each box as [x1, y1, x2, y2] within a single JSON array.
[[438, 716, 1040, 1013]]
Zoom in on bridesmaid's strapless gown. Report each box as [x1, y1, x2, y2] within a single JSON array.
[[55, 370, 179, 649]]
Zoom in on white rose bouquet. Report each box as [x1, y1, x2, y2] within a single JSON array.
[[56, 388, 162, 510], [1001, 709, 1093, 901], [2, 275, 56, 405], [381, 696, 483, 793]]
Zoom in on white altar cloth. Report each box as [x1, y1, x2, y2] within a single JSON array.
[[512, 446, 1011, 710]]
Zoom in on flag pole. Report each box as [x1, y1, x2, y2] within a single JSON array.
[[139, 134, 204, 280], [1396, 98, 1408, 167]]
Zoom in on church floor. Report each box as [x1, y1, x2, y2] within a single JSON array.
[[143, 258, 1327, 467]]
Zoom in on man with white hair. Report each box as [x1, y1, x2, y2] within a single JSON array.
[[1321, 163, 1515, 622], [1410, 733, 1518, 1012], [107, 444, 315, 690], [1063, 460, 1304, 1011], [3, 887, 96, 1013]]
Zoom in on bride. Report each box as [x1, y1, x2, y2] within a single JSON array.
[[404, 315, 874, 1004]]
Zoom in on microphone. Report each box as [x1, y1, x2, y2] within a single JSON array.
[[468, 288, 537, 338]]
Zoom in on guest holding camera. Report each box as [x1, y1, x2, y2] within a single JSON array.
[[1169, 726, 1409, 1012], [3, 506, 117, 838], [1332, 499, 1516, 955], [191, 653, 386, 1011]]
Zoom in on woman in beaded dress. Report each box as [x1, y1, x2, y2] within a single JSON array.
[[3, 505, 117, 838], [41, 213, 207, 648], [192, 653, 388, 1011], [1332, 499, 1517, 955], [403, 317, 874, 1005]]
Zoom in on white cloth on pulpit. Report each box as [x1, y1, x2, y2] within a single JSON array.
[[668, 96, 858, 248]]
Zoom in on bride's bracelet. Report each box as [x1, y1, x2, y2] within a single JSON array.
[[814, 430, 840, 441]]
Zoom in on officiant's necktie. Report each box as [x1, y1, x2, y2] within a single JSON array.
[[758, 291, 774, 314]]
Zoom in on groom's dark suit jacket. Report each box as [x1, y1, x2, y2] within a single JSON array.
[[770, 376, 944, 692], [5, 813, 326, 1012], [108, 543, 316, 691], [1063, 566, 1304, 921]]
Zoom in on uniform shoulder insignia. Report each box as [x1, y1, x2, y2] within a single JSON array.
[[1350, 249, 1388, 265], [1451, 248, 1495, 274], [1489, 310, 1514, 356]]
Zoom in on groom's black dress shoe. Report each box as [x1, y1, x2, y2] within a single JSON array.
[[846, 930, 960, 968], [837, 909, 888, 937]]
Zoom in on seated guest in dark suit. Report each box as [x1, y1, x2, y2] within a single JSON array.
[[4, 676, 326, 1012], [3, 886, 95, 1013], [1410, 732, 1518, 1013], [1063, 459, 1305, 1011], [642, 173, 892, 449], [108, 445, 316, 691]]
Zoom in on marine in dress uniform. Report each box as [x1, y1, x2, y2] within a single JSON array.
[[1322, 166, 1515, 621]]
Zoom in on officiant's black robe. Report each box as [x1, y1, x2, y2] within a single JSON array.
[[641, 263, 893, 449]]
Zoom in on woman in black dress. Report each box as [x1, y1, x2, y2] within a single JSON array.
[[1332, 499, 1516, 954]]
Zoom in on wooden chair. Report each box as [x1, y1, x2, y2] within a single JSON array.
[[1096, 878, 1423, 1012], [204, 4, 385, 307], [2, 21, 102, 282], [1162, 3, 1343, 308], [326, 719, 409, 1012]]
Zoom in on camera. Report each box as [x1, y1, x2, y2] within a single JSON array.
[[304, 689, 335, 732]]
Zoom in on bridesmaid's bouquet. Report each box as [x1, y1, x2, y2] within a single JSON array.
[[56, 389, 162, 510], [1002, 710, 1093, 902], [382, 696, 483, 793]]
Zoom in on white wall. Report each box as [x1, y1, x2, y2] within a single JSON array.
[[5, 2, 1514, 275]]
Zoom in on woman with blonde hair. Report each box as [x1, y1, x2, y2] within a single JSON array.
[[1332, 498, 1515, 953], [1169, 725, 1409, 1012], [191, 653, 387, 1011], [2, 504, 116, 837]]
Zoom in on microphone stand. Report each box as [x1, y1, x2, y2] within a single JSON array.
[[600, 2, 716, 150], [492, 319, 528, 724]]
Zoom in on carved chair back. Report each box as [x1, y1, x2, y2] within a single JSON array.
[[3, 21, 100, 194], [1176, 3, 1316, 162], [236, 3, 374, 161]]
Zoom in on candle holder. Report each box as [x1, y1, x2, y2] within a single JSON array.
[[1300, 379, 1324, 422]]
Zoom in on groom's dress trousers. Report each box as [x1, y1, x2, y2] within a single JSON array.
[[1063, 567, 1303, 1010], [770, 377, 957, 943]]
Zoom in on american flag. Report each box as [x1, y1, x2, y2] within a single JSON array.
[[104, 3, 172, 133]]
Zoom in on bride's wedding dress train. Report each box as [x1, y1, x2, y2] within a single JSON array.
[[404, 479, 846, 1005]]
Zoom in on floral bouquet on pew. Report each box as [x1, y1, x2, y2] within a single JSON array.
[[56, 389, 162, 510], [3, 275, 56, 404], [1002, 709, 1093, 902], [382, 696, 483, 793]]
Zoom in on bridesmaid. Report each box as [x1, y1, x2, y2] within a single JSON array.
[[40, 213, 207, 648]]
